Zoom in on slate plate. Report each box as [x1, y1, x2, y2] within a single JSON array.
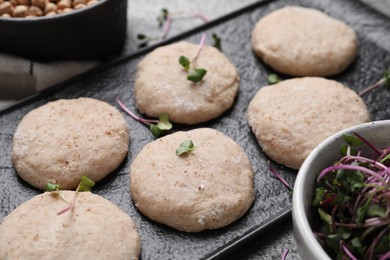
[[1, 0, 390, 259]]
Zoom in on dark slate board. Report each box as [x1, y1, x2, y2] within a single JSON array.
[[1, 0, 390, 259]]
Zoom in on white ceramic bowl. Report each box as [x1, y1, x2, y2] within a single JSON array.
[[292, 120, 390, 259]]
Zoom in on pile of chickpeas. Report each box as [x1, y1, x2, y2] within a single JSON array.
[[0, 0, 98, 18]]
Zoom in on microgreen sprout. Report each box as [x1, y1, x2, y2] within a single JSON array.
[[281, 247, 289, 260], [57, 176, 95, 216], [116, 98, 172, 137], [267, 73, 281, 85], [212, 33, 221, 50], [157, 8, 169, 27], [176, 140, 195, 156], [44, 183, 60, 192], [44, 182, 70, 204], [136, 8, 212, 48], [312, 132, 390, 259], [77, 176, 96, 192], [179, 33, 208, 83], [136, 34, 159, 48], [268, 163, 292, 190], [358, 71, 390, 96]]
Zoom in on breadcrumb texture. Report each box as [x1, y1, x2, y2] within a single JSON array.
[[134, 41, 239, 124], [251, 6, 358, 76], [12, 98, 130, 190], [130, 128, 254, 232], [247, 77, 370, 169], [0, 191, 140, 260]]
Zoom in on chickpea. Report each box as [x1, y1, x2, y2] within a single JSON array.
[[18, 0, 31, 5], [56, 0, 70, 10], [31, 0, 45, 9], [0, 1, 13, 15], [44, 2, 56, 14], [72, 0, 85, 7], [0, 0, 98, 17], [86, 0, 97, 5], [28, 5, 42, 16], [13, 5, 28, 17], [74, 3, 85, 9], [61, 7, 71, 13], [45, 10, 55, 16]]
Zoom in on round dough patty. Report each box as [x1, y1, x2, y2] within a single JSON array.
[[0, 191, 140, 260], [247, 77, 370, 169], [130, 128, 254, 232], [251, 6, 358, 76], [12, 98, 130, 190], [134, 41, 239, 125]]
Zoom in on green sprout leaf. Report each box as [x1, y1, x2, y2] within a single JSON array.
[[318, 208, 333, 233], [187, 68, 207, 82], [157, 113, 172, 130], [343, 134, 364, 147], [150, 124, 162, 137], [374, 234, 389, 253], [267, 74, 280, 85], [337, 227, 352, 240], [77, 176, 95, 192], [383, 71, 390, 89], [179, 56, 191, 71], [351, 237, 364, 255], [312, 187, 325, 207], [137, 34, 147, 40], [356, 204, 368, 226], [367, 204, 386, 218], [176, 140, 195, 156], [149, 113, 172, 138], [212, 33, 221, 50], [380, 153, 390, 163], [339, 144, 358, 156], [44, 183, 60, 192], [346, 171, 364, 192], [157, 8, 169, 27]]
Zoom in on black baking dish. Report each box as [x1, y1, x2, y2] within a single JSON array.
[[1, 0, 390, 259], [0, 0, 127, 61]]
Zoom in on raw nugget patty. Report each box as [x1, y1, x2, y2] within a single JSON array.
[[130, 128, 254, 232], [134, 41, 239, 125], [12, 98, 129, 190], [0, 191, 140, 260], [247, 77, 370, 169], [251, 6, 358, 76]]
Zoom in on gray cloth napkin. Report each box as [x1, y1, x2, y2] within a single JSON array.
[[0, 53, 98, 109]]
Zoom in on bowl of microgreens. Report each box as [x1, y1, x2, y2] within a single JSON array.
[[293, 120, 390, 260]]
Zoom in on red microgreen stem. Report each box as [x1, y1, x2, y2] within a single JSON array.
[[269, 163, 292, 190], [161, 15, 172, 39], [367, 227, 388, 260], [281, 247, 289, 260], [317, 164, 385, 185], [192, 33, 206, 63], [340, 155, 387, 171], [169, 11, 209, 22], [57, 191, 78, 216], [359, 77, 386, 96], [341, 241, 358, 260], [352, 131, 382, 156], [161, 11, 209, 39], [379, 251, 390, 260], [116, 98, 159, 125]]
